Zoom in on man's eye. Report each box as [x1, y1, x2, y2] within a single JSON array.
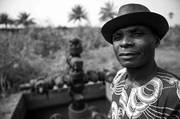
[[132, 31, 145, 37], [112, 34, 123, 41]]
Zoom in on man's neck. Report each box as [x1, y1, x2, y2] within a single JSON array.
[[126, 60, 158, 87]]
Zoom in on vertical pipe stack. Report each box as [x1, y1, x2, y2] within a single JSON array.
[[67, 38, 90, 119]]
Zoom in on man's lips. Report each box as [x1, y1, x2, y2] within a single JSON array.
[[119, 52, 140, 56], [119, 52, 140, 59]]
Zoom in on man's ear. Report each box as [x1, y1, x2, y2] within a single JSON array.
[[153, 35, 160, 48], [155, 39, 160, 48]]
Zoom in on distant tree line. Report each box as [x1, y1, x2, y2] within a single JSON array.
[[68, 2, 117, 25], [0, 12, 35, 29], [0, 2, 118, 29], [0, 2, 176, 29]]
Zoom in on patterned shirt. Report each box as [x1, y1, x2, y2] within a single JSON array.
[[110, 68, 180, 119]]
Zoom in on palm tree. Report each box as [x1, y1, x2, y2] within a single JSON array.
[[68, 5, 88, 25], [0, 13, 13, 28], [17, 12, 35, 28], [99, 2, 116, 22], [168, 12, 174, 19]]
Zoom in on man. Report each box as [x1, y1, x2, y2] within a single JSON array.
[[101, 3, 180, 119]]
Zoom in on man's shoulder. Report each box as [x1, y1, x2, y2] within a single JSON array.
[[156, 68, 180, 84], [156, 68, 180, 99]]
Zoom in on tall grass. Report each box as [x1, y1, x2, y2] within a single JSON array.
[[0, 25, 180, 93], [156, 47, 180, 76]]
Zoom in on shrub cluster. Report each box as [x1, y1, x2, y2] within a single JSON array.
[[0, 25, 180, 93]]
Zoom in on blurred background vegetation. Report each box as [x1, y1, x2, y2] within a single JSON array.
[[0, 2, 180, 95]]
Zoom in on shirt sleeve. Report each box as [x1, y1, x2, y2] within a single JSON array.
[[163, 81, 180, 118]]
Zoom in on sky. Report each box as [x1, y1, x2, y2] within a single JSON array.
[[0, 0, 180, 27]]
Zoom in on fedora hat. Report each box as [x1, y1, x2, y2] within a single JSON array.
[[101, 3, 169, 44]]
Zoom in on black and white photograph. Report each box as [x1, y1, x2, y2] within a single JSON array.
[[0, 0, 180, 119]]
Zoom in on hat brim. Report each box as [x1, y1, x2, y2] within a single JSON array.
[[101, 12, 169, 44]]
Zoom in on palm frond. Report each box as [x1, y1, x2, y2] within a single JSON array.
[[99, 2, 116, 22], [68, 5, 88, 24]]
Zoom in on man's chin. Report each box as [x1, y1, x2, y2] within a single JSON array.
[[120, 62, 140, 68]]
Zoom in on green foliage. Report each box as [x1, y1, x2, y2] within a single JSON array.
[[155, 47, 180, 76], [83, 46, 121, 72], [0, 31, 40, 92], [0, 26, 106, 92], [71, 27, 109, 49], [161, 25, 180, 48], [17, 12, 35, 27], [99, 2, 116, 22], [0, 25, 180, 93], [0, 13, 13, 28], [68, 5, 88, 25]]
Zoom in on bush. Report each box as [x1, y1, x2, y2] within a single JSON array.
[[161, 25, 180, 48], [1, 25, 180, 93]]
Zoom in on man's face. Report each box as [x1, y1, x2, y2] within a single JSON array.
[[112, 25, 159, 68]]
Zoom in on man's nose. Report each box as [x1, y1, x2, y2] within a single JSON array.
[[119, 36, 135, 48]]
